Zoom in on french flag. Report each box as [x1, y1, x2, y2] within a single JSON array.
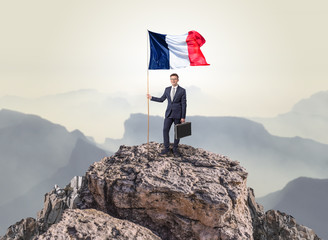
[[148, 30, 210, 70]]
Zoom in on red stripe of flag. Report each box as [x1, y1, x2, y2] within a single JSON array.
[[186, 31, 210, 66]]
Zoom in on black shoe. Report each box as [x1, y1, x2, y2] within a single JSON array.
[[160, 148, 170, 155]]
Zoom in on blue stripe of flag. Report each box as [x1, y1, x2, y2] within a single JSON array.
[[148, 31, 170, 70]]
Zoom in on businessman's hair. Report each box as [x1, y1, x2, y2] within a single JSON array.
[[170, 73, 179, 79]]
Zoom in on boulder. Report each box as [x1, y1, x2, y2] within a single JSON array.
[[86, 142, 253, 239]]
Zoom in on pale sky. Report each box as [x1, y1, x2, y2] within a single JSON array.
[[1, 0, 328, 139]]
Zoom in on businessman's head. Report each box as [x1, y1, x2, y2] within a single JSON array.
[[170, 73, 179, 87]]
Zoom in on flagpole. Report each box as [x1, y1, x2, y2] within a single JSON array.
[[147, 30, 150, 156]]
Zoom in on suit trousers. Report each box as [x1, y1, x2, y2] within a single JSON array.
[[163, 117, 181, 150]]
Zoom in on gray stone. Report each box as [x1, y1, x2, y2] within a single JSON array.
[[86, 142, 253, 239], [248, 187, 320, 240], [38, 208, 161, 240], [0, 175, 91, 240], [0, 218, 37, 240], [36, 175, 88, 233]]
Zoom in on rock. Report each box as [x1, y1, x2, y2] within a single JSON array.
[[1, 142, 322, 240], [37, 176, 89, 233], [86, 142, 253, 239], [248, 188, 321, 240], [38, 208, 161, 240], [0, 218, 37, 240], [1, 176, 92, 240], [262, 210, 320, 240]]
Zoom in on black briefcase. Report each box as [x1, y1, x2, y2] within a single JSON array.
[[174, 122, 192, 139]]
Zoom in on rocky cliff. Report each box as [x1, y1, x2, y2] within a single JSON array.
[[0, 142, 321, 240]]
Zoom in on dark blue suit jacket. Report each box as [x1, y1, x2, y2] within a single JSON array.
[[151, 85, 187, 119]]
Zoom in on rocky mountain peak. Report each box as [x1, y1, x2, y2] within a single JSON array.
[[86, 142, 252, 239], [1, 142, 321, 240]]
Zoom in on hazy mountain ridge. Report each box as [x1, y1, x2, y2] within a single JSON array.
[[0, 87, 221, 142], [0, 90, 134, 142], [0, 109, 110, 235], [252, 90, 328, 144]]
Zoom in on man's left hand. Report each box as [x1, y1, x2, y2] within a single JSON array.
[[181, 118, 185, 123]]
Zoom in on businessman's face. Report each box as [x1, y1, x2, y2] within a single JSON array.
[[170, 76, 179, 86]]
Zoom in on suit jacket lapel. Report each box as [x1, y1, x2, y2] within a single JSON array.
[[168, 86, 172, 102]]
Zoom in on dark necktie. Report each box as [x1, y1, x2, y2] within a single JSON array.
[[171, 87, 176, 101]]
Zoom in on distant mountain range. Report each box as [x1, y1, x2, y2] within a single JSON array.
[[252, 90, 328, 144], [0, 89, 135, 141], [2, 88, 328, 145], [0, 109, 110, 235], [0, 87, 221, 142], [103, 113, 328, 198], [257, 177, 328, 240]]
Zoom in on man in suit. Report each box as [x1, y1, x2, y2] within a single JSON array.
[[147, 73, 187, 157]]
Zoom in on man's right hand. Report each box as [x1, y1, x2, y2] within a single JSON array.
[[146, 94, 152, 99]]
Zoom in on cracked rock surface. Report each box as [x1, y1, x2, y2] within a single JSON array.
[[38, 208, 161, 240], [86, 142, 253, 239], [248, 188, 320, 240]]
